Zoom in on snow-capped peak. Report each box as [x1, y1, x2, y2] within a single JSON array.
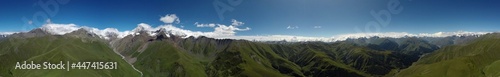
[[0, 32, 14, 38], [37, 23, 132, 40], [19, 22, 496, 42], [129, 23, 205, 38], [35, 22, 195, 40], [330, 31, 490, 41]]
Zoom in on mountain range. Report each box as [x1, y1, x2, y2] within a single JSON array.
[[396, 33, 500, 77], [0, 34, 8, 39], [0, 27, 498, 77]]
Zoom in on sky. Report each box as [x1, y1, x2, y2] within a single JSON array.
[[0, 0, 499, 41]]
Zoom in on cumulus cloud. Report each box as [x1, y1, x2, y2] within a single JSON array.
[[212, 24, 250, 37], [287, 25, 299, 29], [160, 14, 180, 24], [192, 19, 250, 37]]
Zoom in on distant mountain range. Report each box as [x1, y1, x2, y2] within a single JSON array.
[[0, 33, 12, 39], [0, 29, 141, 77], [396, 33, 500, 77], [0, 35, 6, 39], [0, 27, 499, 77]]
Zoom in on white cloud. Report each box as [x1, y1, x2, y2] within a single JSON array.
[[0, 32, 17, 35], [231, 19, 244, 26], [132, 23, 153, 33], [313, 26, 322, 28], [287, 25, 299, 29], [39, 20, 133, 39], [40, 23, 80, 35], [212, 24, 250, 37], [194, 22, 216, 27], [160, 14, 180, 24], [192, 19, 250, 37]]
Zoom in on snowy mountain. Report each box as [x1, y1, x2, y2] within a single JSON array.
[[3, 20, 493, 43], [0, 32, 15, 39], [0, 34, 7, 39], [22, 23, 495, 43]]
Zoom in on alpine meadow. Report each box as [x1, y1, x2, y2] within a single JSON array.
[[1, 0, 500, 77]]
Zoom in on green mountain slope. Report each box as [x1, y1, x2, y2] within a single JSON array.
[[133, 41, 207, 77], [111, 32, 436, 77], [395, 33, 500, 77], [130, 37, 296, 77], [0, 34, 141, 77], [0, 28, 457, 77], [277, 42, 425, 77]]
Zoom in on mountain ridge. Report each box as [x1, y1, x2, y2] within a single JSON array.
[[1, 27, 498, 77], [0, 23, 491, 42]]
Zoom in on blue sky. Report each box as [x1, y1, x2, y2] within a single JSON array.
[[1, 0, 500, 37]]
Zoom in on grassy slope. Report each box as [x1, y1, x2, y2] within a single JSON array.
[[133, 41, 207, 77], [0, 36, 140, 77], [122, 36, 438, 77], [267, 42, 407, 77], [228, 41, 300, 77], [395, 34, 500, 77], [133, 40, 291, 77]]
